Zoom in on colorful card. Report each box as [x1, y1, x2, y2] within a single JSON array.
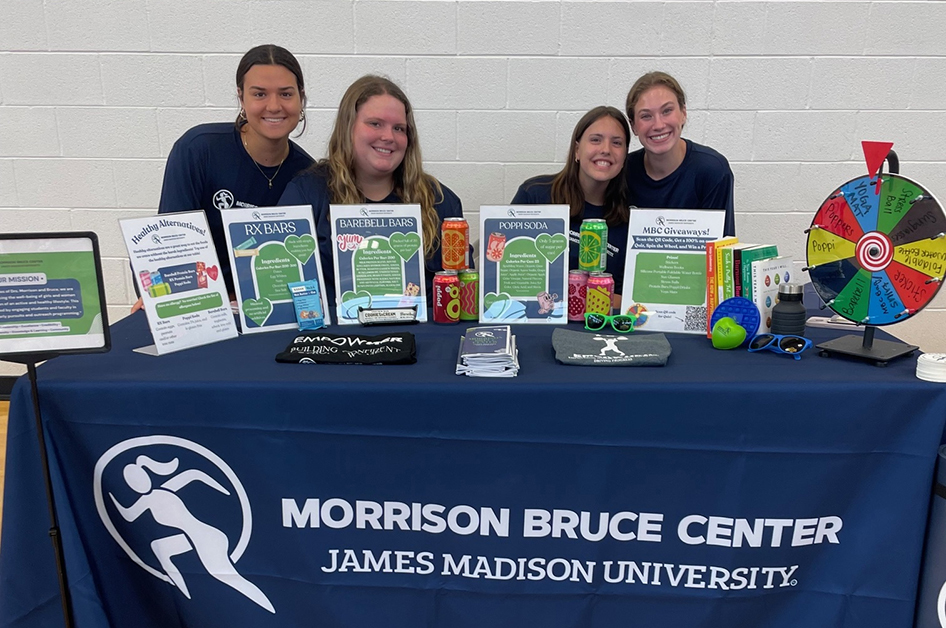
[[330, 204, 427, 325], [477, 205, 569, 324], [222, 205, 331, 334], [121, 211, 237, 355], [620, 209, 725, 334]]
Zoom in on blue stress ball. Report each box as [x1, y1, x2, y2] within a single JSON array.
[[710, 297, 761, 346]]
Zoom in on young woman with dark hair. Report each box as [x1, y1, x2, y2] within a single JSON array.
[[512, 106, 631, 297], [156, 44, 314, 295]]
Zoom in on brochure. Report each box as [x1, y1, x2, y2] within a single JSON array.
[[121, 211, 237, 355], [620, 209, 725, 334], [330, 204, 427, 325], [455, 325, 519, 377], [478, 205, 569, 324], [221, 205, 330, 334]]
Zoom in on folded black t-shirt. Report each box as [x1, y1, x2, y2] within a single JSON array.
[[276, 332, 416, 365]]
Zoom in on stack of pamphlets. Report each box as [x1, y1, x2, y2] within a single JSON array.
[[455, 325, 519, 378]]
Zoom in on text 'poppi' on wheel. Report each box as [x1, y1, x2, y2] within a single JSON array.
[[806, 172, 946, 326]]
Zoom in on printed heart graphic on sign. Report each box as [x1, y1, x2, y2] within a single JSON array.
[[206, 265, 219, 281], [483, 292, 511, 311], [341, 290, 372, 306], [388, 232, 421, 262], [535, 233, 568, 264], [242, 297, 272, 326], [284, 234, 316, 264]]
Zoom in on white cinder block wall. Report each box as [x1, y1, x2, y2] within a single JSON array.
[[1, 0, 944, 374]]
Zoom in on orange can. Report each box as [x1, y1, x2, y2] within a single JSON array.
[[441, 217, 469, 271]]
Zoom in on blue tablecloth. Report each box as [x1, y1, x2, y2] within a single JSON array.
[[2, 313, 946, 628]]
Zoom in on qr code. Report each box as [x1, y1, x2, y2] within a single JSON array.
[[684, 306, 707, 332]]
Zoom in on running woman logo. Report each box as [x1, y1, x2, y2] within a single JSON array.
[[213, 189, 235, 209], [93, 436, 275, 613]]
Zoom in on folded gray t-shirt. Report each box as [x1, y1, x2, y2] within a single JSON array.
[[552, 328, 672, 366]]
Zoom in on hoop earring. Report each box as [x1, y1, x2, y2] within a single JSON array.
[[238, 108, 247, 123]]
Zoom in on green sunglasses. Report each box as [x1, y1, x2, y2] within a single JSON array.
[[584, 312, 637, 333]]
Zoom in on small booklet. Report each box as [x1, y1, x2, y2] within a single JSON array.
[[455, 325, 519, 377]]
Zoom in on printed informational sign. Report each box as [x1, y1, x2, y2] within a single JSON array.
[[0, 232, 109, 356], [478, 205, 569, 324], [222, 205, 330, 334], [121, 211, 237, 355], [330, 204, 426, 324], [620, 209, 725, 334]]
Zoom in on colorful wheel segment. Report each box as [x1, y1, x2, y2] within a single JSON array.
[[807, 173, 946, 325]]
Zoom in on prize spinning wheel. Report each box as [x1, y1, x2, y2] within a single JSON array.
[[805, 141, 946, 364]]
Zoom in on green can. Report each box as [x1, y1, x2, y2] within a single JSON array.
[[579, 218, 608, 272], [458, 269, 479, 320]]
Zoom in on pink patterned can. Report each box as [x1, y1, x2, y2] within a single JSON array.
[[139, 270, 153, 291], [585, 272, 614, 316], [567, 270, 589, 322], [485, 232, 506, 263], [433, 270, 461, 323]]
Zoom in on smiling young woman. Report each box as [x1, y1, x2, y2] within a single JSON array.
[[278, 75, 468, 306], [155, 45, 314, 296], [511, 106, 632, 298], [625, 71, 736, 237]]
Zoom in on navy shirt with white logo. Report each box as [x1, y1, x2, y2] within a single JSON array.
[[158, 122, 314, 292], [512, 174, 629, 294], [625, 138, 736, 237]]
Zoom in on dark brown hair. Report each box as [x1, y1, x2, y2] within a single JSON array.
[[235, 44, 307, 134], [550, 106, 631, 226]]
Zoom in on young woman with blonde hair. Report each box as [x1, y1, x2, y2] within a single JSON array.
[[280, 75, 466, 305]]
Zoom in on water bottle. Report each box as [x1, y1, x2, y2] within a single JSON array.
[[771, 283, 807, 336]]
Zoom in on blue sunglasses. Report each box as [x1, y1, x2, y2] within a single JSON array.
[[748, 334, 812, 360]]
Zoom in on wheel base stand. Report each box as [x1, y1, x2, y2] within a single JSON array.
[[817, 326, 917, 367]]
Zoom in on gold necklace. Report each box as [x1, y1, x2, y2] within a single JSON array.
[[243, 135, 287, 189]]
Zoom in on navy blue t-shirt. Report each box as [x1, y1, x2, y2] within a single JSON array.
[[278, 168, 466, 307], [158, 122, 314, 292], [511, 174, 629, 294], [625, 138, 735, 237]]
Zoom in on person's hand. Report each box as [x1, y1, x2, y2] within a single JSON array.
[[130, 298, 143, 313]]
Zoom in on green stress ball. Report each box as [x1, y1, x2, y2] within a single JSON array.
[[712, 316, 747, 350]]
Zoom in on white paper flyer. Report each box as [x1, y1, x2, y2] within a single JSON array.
[[121, 211, 237, 355]]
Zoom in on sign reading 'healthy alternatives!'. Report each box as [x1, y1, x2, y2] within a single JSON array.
[[478, 205, 570, 324], [330, 204, 427, 324], [222, 205, 331, 334], [121, 211, 237, 355]]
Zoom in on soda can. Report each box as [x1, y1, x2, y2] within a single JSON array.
[[567, 270, 589, 322], [139, 270, 153, 291], [486, 232, 506, 263], [579, 218, 608, 272], [433, 270, 461, 323], [441, 217, 469, 270], [458, 269, 479, 321], [585, 272, 614, 316], [196, 261, 208, 289]]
